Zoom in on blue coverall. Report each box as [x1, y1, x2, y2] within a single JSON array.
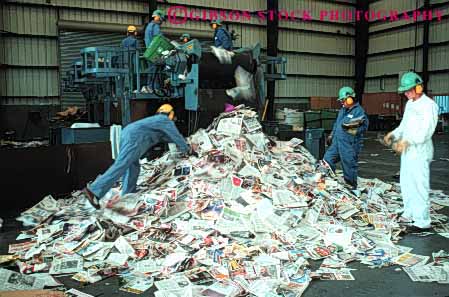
[[323, 102, 369, 189], [88, 114, 189, 199], [144, 22, 162, 88], [121, 36, 139, 50], [214, 27, 233, 50], [121, 36, 139, 66]]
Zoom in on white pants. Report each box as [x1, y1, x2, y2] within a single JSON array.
[[400, 151, 431, 228]]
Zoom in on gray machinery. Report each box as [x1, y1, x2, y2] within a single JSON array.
[[66, 38, 286, 142]]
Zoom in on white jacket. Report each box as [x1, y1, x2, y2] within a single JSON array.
[[392, 94, 439, 161]]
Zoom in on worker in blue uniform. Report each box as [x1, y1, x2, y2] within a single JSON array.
[[211, 19, 233, 50], [84, 104, 189, 209], [323, 87, 369, 190], [143, 10, 165, 93], [121, 25, 139, 72], [121, 25, 139, 50], [179, 33, 191, 44]]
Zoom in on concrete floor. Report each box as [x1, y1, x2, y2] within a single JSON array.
[[0, 132, 448, 296], [304, 132, 449, 297]]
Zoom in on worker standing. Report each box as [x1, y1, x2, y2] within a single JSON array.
[[143, 10, 165, 93], [121, 25, 139, 71], [384, 72, 438, 232], [84, 104, 190, 209], [211, 19, 233, 50], [179, 33, 191, 44], [121, 25, 139, 50], [323, 87, 369, 191]]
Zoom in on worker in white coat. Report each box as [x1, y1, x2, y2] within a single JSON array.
[[384, 71, 439, 232]]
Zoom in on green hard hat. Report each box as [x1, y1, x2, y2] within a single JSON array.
[[398, 71, 423, 93], [210, 19, 222, 26], [180, 33, 191, 40], [152, 9, 165, 21], [338, 86, 356, 101]]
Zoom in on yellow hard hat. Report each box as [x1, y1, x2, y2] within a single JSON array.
[[157, 104, 175, 120], [127, 25, 137, 33]]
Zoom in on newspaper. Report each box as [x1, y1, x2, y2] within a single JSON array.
[[0, 268, 46, 291], [155, 275, 192, 291], [316, 268, 355, 281], [7, 107, 449, 294], [216, 118, 243, 136], [393, 253, 429, 267], [120, 276, 154, 294], [403, 264, 449, 283], [114, 236, 135, 258], [65, 289, 95, 297], [8, 241, 36, 254], [49, 256, 84, 275], [16, 195, 59, 227]]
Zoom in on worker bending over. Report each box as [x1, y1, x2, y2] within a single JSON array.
[[323, 87, 369, 191], [211, 19, 233, 50], [384, 72, 438, 232], [84, 104, 189, 209]]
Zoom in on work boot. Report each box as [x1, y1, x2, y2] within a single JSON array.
[[403, 225, 432, 233], [84, 187, 100, 210]]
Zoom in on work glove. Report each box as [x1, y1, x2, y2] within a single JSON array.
[[384, 132, 394, 146], [346, 128, 357, 136], [326, 135, 333, 146], [393, 139, 409, 154]]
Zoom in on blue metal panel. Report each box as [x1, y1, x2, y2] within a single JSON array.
[[61, 127, 110, 144], [435, 96, 449, 115], [185, 64, 199, 111]]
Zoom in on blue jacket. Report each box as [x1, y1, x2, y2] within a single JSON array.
[[122, 114, 189, 156], [145, 22, 162, 47], [121, 36, 139, 50], [331, 102, 369, 149], [214, 28, 233, 50]]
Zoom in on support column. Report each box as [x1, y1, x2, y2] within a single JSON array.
[[267, 0, 279, 120], [355, 0, 369, 104], [422, 0, 430, 86]]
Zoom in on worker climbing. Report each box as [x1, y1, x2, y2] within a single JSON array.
[[323, 86, 369, 192], [143, 9, 165, 93], [384, 71, 439, 232], [84, 104, 190, 209], [211, 19, 233, 50]]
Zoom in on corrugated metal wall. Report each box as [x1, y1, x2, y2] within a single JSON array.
[[1, 0, 148, 108], [276, 0, 355, 103], [366, 0, 449, 95], [1, 3, 59, 105], [59, 31, 126, 109]]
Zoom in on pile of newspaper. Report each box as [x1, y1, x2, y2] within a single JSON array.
[[2, 107, 449, 296]]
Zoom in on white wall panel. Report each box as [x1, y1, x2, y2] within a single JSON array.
[[2, 68, 59, 97], [364, 77, 399, 93], [280, 53, 354, 76], [366, 49, 423, 77], [5, 0, 146, 13], [3, 36, 58, 66], [370, 0, 424, 14], [276, 77, 355, 98], [279, 30, 354, 55], [369, 26, 423, 54], [429, 45, 449, 71], [1, 4, 58, 36], [428, 73, 449, 94], [59, 8, 141, 25], [430, 18, 449, 43]]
